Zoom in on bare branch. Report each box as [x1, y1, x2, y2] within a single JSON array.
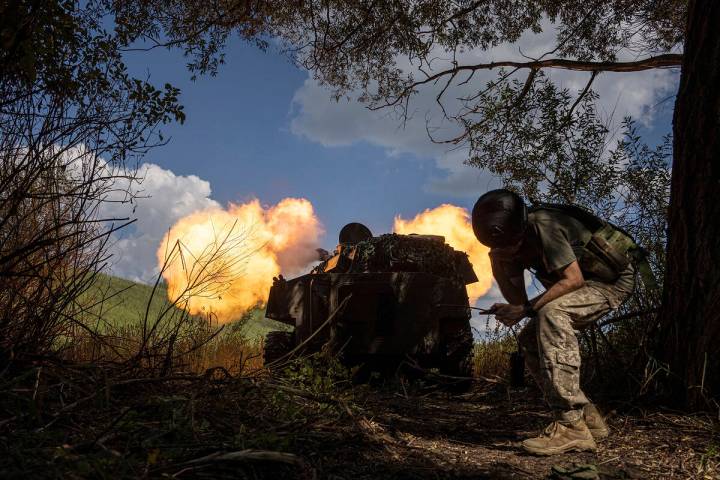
[[381, 53, 682, 108], [566, 70, 599, 122]]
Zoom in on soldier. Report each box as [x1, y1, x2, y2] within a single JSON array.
[[471, 189, 637, 456], [338, 222, 373, 247], [315, 223, 373, 262]]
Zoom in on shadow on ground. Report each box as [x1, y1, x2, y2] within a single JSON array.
[[291, 386, 596, 479], [289, 384, 716, 480]]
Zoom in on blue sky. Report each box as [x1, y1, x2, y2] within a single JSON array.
[[109, 34, 678, 305], [122, 43, 489, 241]]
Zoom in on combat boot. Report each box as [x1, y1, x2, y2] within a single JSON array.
[[521, 419, 597, 456], [583, 404, 609, 439]]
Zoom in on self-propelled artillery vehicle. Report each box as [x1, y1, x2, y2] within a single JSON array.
[[264, 226, 479, 384]]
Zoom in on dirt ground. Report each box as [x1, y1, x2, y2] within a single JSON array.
[[1, 370, 717, 479], [289, 384, 719, 480]]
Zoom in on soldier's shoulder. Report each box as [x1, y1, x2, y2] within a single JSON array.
[[528, 208, 559, 225]]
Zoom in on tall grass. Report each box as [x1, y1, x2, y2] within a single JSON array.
[[472, 336, 517, 380], [52, 222, 273, 378], [64, 318, 265, 376]]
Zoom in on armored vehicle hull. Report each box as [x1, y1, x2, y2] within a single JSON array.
[[263, 234, 477, 384]]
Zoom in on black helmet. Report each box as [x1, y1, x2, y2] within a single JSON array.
[[471, 189, 527, 248], [338, 222, 372, 244]]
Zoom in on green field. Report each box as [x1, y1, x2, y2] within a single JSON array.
[[84, 273, 289, 340]]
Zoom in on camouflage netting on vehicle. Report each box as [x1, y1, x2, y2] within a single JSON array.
[[313, 234, 477, 285]]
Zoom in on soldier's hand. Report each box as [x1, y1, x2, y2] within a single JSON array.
[[493, 303, 526, 327]]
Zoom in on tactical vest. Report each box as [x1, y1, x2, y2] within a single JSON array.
[[529, 203, 658, 291]]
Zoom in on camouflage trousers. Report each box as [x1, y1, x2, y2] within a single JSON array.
[[518, 272, 634, 423]]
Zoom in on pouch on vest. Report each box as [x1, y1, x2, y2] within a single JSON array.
[[583, 224, 633, 281], [530, 203, 656, 288]]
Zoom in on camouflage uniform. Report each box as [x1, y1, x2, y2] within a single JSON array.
[[518, 269, 634, 422], [491, 208, 636, 423]]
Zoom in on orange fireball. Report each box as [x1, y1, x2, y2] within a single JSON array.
[[393, 204, 493, 303], [158, 198, 323, 323]]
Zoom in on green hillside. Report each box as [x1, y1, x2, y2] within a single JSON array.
[[83, 273, 289, 340]]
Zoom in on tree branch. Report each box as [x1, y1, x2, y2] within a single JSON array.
[[381, 53, 682, 108], [442, 1, 487, 25], [511, 68, 538, 112], [566, 70, 599, 121]]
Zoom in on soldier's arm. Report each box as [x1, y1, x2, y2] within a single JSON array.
[[529, 218, 586, 311], [532, 260, 585, 312], [490, 252, 528, 305]]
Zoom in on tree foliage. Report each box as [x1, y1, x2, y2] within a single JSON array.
[[108, 1, 680, 220], [0, 0, 192, 358], [268, 0, 684, 101], [466, 71, 671, 275]]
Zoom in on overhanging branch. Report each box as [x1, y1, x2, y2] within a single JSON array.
[[379, 53, 683, 108], [428, 53, 683, 77]]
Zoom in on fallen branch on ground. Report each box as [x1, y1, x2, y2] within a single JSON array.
[[180, 449, 305, 467]]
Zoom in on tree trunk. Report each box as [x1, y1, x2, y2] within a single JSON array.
[[657, 0, 720, 410]]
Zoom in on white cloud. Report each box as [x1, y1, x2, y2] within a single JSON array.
[[7, 146, 219, 284], [289, 21, 679, 195], [100, 163, 220, 283]]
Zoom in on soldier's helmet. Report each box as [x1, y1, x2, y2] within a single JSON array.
[[338, 222, 373, 245], [471, 189, 527, 248]]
